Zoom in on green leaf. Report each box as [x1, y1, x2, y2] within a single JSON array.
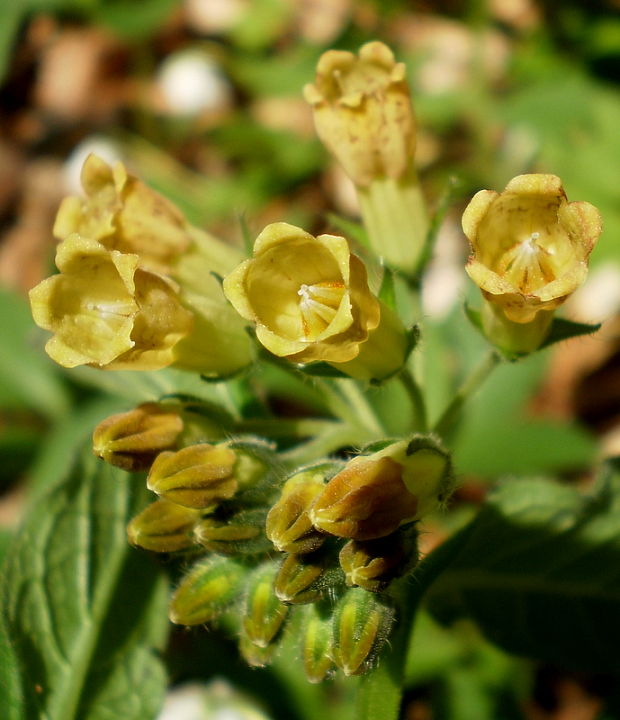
[[2, 450, 169, 720], [540, 317, 601, 349], [426, 471, 620, 672], [451, 351, 596, 477]]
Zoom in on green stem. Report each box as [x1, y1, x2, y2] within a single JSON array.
[[234, 418, 340, 439], [280, 424, 370, 467], [357, 172, 429, 276], [334, 379, 385, 436], [432, 350, 500, 438], [399, 368, 427, 433], [356, 524, 476, 720]]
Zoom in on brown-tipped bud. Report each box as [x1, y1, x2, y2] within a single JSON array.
[[194, 509, 271, 555], [331, 588, 395, 676], [92, 402, 183, 471], [127, 498, 201, 553], [147, 443, 238, 508], [339, 527, 419, 593], [310, 436, 453, 540], [242, 562, 289, 648], [274, 551, 331, 605], [239, 633, 278, 668], [300, 602, 336, 683], [266, 469, 327, 554], [169, 556, 246, 626]]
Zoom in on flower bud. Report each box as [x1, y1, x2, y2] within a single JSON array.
[[463, 174, 602, 353], [239, 633, 278, 669], [303, 42, 415, 188], [126, 498, 201, 553], [331, 588, 395, 676], [242, 562, 289, 648], [310, 436, 453, 540], [169, 556, 246, 625], [274, 549, 343, 605], [194, 509, 271, 555], [300, 602, 336, 683], [266, 468, 328, 554], [147, 443, 238, 508], [339, 527, 419, 593], [92, 403, 183, 471]]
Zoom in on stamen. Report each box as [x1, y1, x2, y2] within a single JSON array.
[[297, 281, 346, 341]]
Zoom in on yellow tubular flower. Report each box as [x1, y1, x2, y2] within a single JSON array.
[[304, 41, 428, 275], [54, 154, 192, 273], [223, 223, 408, 380], [464, 174, 602, 323], [223, 222, 379, 363], [29, 234, 193, 370], [303, 41, 415, 187]]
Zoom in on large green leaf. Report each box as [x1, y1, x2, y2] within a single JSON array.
[[1, 451, 169, 720], [426, 470, 620, 672]]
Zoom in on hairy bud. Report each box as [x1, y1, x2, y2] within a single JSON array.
[[147, 443, 238, 508], [331, 588, 395, 676], [127, 498, 200, 553]]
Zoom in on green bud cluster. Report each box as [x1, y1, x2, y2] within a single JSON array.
[[97, 411, 451, 683]]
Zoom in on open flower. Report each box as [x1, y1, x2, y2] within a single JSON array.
[[223, 222, 380, 365], [303, 41, 415, 187], [53, 154, 191, 272], [463, 174, 602, 324], [29, 234, 193, 370]]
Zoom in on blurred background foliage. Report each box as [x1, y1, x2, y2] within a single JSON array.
[[1, 0, 620, 718]]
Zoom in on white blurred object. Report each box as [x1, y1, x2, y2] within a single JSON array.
[[156, 50, 232, 116], [184, 0, 247, 34], [63, 136, 122, 194], [157, 680, 272, 720], [422, 218, 467, 318], [565, 263, 620, 324]]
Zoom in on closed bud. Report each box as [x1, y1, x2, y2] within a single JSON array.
[[274, 550, 339, 605], [300, 602, 336, 683], [127, 498, 201, 553], [266, 468, 328, 554], [331, 588, 395, 676], [194, 509, 271, 555], [147, 443, 237, 508], [92, 403, 183, 471], [310, 435, 453, 540], [303, 42, 415, 188], [239, 633, 277, 668], [339, 527, 419, 593], [242, 562, 289, 648], [169, 555, 246, 626]]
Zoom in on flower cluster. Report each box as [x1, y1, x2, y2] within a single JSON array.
[[97, 402, 452, 679], [28, 37, 604, 690]]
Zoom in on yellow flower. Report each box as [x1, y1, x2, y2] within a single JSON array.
[[463, 174, 602, 324], [29, 234, 193, 370], [53, 154, 191, 272], [303, 41, 415, 187], [223, 222, 380, 366]]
